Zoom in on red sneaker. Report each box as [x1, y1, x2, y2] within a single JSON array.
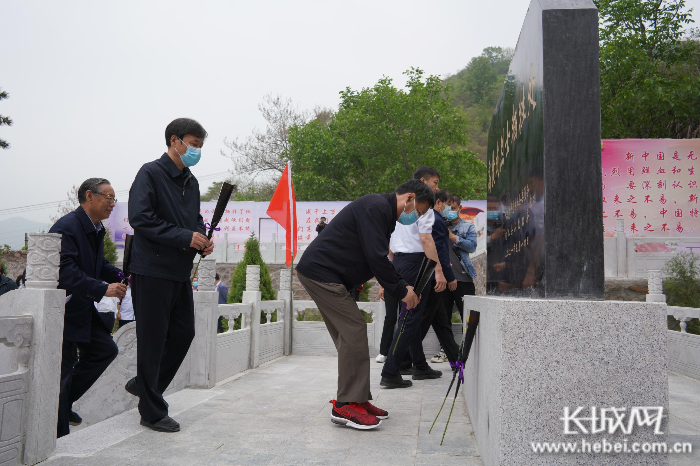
[[359, 401, 389, 420], [330, 400, 381, 430]]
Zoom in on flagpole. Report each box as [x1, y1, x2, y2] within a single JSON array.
[[287, 161, 294, 354]]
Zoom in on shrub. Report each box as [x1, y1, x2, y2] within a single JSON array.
[[103, 229, 118, 264], [224, 234, 276, 330], [664, 252, 700, 335]]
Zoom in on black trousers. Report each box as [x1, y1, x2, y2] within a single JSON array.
[[381, 253, 431, 378], [98, 312, 116, 333], [132, 273, 195, 422], [57, 316, 118, 437], [379, 292, 400, 356], [400, 280, 461, 367], [118, 319, 135, 329], [443, 281, 476, 321]]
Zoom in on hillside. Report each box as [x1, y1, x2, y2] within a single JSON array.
[[0, 217, 51, 250]]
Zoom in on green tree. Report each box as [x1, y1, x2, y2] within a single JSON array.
[[103, 229, 118, 265], [288, 68, 486, 201], [463, 56, 498, 105], [444, 47, 514, 161], [201, 177, 276, 203], [594, 0, 700, 138], [0, 88, 12, 149], [228, 233, 276, 303]]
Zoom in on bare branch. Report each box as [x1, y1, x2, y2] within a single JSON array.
[[221, 94, 312, 177]]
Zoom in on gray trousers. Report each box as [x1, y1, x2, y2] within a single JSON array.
[[297, 272, 372, 403]]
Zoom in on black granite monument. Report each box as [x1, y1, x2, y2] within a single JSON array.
[[486, 0, 604, 299]]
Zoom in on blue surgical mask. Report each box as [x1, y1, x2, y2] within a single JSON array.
[[398, 199, 419, 225], [441, 205, 452, 218], [192, 282, 199, 288], [446, 211, 459, 221], [177, 138, 202, 167]]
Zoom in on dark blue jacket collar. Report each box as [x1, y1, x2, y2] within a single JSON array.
[[158, 153, 191, 178], [75, 206, 104, 234]]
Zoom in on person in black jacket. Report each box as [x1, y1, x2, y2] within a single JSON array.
[[49, 178, 126, 438], [0, 264, 18, 297], [315, 217, 327, 235], [126, 118, 213, 433], [296, 179, 431, 430]]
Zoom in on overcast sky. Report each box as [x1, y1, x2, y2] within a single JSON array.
[[1, 0, 698, 225]]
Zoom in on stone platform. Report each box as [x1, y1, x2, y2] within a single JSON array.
[[46, 356, 482, 466], [463, 296, 669, 465]]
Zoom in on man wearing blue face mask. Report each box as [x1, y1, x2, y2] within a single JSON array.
[[126, 118, 213, 433], [296, 179, 429, 430]]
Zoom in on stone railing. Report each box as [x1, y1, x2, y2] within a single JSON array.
[[291, 298, 463, 357], [74, 261, 292, 429], [292, 300, 384, 357], [604, 218, 700, 278], [0, 233, 65, 466], [667, 305, 700, 380]]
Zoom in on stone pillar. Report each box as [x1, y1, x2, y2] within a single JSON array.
[[25, 233, 62, 289], [242, 265, 262, 369], [278, 268, 292, 355], [189, 257, 218, 388], [21, 233, 65, 465], [646, 269, 666, 303], [616, 218, 627, 278]]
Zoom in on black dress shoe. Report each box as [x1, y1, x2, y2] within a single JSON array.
[[380, 374, 413, 389], [412, 366, 443, 380], [125, 377, 139, 397], [69, 410, 82, 426], [140, 415, 180, 432]]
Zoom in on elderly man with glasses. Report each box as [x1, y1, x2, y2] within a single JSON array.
[[49, 177, 127, 438]]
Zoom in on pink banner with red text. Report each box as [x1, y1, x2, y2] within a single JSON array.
[[602, 139, 699, 237]]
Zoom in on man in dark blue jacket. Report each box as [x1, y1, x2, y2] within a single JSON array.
[[50, 178, 126, 438], [126, 118, 213, 433], [0, 264, 17, 297], [296, 179, 428, 430]]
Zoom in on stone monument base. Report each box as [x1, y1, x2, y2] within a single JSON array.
[[462, 296, 668, 466]]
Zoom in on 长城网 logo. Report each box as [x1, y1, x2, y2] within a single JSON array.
[[561, 407, 664, 435]]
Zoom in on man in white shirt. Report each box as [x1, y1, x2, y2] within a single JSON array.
[[118, 284, 134, 328], [95, 292, 119, 333], [379, 167, 447, 388]]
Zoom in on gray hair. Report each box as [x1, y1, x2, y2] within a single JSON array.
[[78, 178, 111, 203]]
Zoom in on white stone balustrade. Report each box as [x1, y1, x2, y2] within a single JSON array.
[[646, 269, 666, 303], [667, 305, 700, 381], [0, 232, 66, 465]]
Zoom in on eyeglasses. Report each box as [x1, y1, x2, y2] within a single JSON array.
[[94, 192, 118, 204]]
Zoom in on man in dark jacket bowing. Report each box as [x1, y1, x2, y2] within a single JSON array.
[[296, 179, 432, 430], [126, 118, 213, 433], [50, 178, 126, 438]]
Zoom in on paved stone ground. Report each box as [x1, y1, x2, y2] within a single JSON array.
[[668, 372, 700, 466], [48, 356, 481, 466], [44, 357, 700, 466]]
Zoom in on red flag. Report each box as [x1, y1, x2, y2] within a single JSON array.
[[266, 162, 297, 266]]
